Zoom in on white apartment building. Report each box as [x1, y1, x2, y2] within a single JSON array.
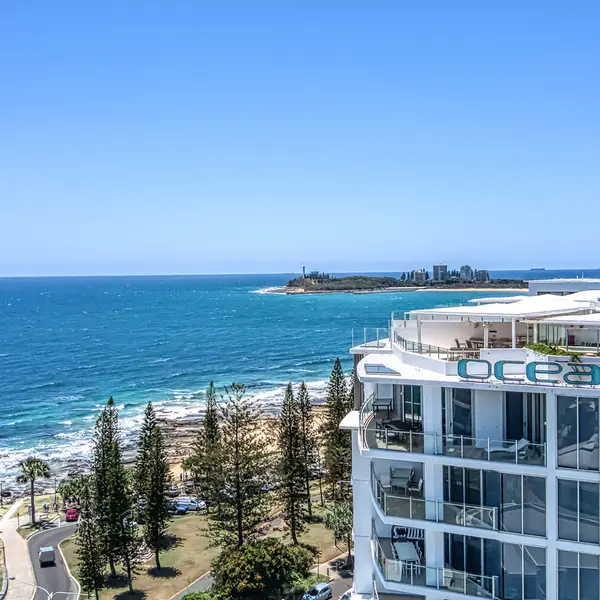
[[344, 289, 600, 600]]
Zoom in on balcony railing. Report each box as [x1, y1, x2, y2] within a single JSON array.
[[360, 394, 547, 466], [373, 532, 498, 598], [352, 327, 390, 349], [371, 466, 498, 530], [393, 332, 480, 361]]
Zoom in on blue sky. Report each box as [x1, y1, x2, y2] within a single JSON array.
[[1, 1, 599, 276]]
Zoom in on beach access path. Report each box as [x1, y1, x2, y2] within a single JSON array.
[[0, 499, 36, 600]]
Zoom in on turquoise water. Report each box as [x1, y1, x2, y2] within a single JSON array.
[[0, 274, 518, 477]]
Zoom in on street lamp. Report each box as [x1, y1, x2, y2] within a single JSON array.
[[8, 576, 90, 599]]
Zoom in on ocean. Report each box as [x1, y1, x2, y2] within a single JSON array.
[[0, 269, 597, 480]]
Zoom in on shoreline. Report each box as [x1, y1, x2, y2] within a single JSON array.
[[257, 286, 526, 295]]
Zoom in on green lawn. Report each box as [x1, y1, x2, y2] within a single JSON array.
[[61, 512, 220, 600], [14, 493, 59, 518], [62, 505, 346, 600]]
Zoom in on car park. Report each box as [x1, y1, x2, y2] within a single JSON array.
[[167, 484, 181, 497], [177, 497, 206, 511], [168, 501, 188, 515]]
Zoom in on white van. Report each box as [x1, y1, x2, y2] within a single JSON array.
[[38, 546, 56, 566]]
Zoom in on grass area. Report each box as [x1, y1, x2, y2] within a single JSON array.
[[14, 493, 59, 518], [17, 518, 59, 540], [62, 512, 220, 600], [62, 504, 346, 600]]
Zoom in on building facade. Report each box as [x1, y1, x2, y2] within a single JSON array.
[[414, 270, 428, 284], [344, 290, 600, 600], [474, 269, 489, 282], [433, 265, 448, 281], [460, 265, 474, 281]]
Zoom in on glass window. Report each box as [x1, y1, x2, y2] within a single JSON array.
[[558, 396, 600, 471], [501, 473, 522, 534], [503, 543, 522, 600], [579, 553, 599, 600], [559, 551, 599, 600], [558, 479, 578, 541], [557, 395, 578, 469], [558, 551, 578, 600], [523, 476, 546, 537], [451, 388, 473, 438], [558, 479, 600, 544], [578, 397, 599, 471], [579, 481, 600, 544], [524, 546, 546, 600]]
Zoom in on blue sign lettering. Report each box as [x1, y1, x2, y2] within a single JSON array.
[[457, 359, 600, 386], [457, 359, 491, 379]]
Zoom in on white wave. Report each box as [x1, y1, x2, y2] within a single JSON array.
[[151, 357, 171, 364], [59, 420, 72, 426], [251, 286, 287, 295]]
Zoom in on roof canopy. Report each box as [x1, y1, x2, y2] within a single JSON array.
[[410, 294, 594, 321], [538, 313, 600, 328]]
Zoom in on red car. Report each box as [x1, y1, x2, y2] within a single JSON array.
[[65, 508, 79, 522]]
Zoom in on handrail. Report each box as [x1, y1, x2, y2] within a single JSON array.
[[360, 397, 547, 465], [370, 465, 498, 531], [372, 528, 498, 598], [352, 327, 391, 349], [393, 331, 481, 361]]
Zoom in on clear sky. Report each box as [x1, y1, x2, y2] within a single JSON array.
[[1, 1, 599, 276]]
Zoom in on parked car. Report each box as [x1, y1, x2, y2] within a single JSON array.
[[38, 546, 56, 566], [302, 583, 332, 600], [177, 497, 206, 511], [168, 501, 188, 515], [167, 485, 181, 497], [65, 508, 79, 522]]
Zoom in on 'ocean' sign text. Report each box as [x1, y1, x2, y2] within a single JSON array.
[[457, 359, 600, 386]]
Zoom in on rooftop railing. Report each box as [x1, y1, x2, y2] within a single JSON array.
[[373, 531, 498, 598], [360, 394, 547, 466], [352, 327, 390, 349], [393, 332, 480, 361], [371, 466, 498, 531]]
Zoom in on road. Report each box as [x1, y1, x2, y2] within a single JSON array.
[[28, 520, 78, 600]]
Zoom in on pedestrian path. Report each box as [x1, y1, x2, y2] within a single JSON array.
[[0, 500, 36, 600]]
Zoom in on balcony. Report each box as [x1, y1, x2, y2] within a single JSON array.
[[352, 327, 391, 350], [373, 531, 498, 598], [394, 331, 481, 361], [360, 394, 547, 466], [371, 466, 498, 531]]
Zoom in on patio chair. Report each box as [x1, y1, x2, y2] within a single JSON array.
[[407, 478, 424, 496]]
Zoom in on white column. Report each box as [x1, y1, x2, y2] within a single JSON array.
[[511, 318, 517, 348], [417, 315, 422, 345], [422, 385, 442, 455], [425, 528, 445, 586], [534, 323, 539, 343], [484, 323, 489, 348], [545, 390, 558, 600]]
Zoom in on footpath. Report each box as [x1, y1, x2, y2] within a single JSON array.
[[0, 500, 36, 600]]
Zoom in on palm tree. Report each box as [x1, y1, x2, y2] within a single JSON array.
[[17, 457, 51, 524]]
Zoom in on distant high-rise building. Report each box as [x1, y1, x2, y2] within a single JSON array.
[[413, 269, 427, 283], [460, 265, 474, 280], [475, 269, 489, 281], [432, 264, 448, 281]]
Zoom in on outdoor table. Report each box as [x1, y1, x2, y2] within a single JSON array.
[[393, 541, 421, 576], [373, 397, 393, 418]]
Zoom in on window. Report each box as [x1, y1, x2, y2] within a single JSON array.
[[558, 479, 600, 544], [557, 395, 600, 471], [559, 551, 599, 600], [443, 388, 473, 438], [402, 385, 422, 427]]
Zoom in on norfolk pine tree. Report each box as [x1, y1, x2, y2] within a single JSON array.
[[144, 426, 172, 569], [277, 383, 307, 544], [210, 383, 270, 547], [75, 482, 106, 600], [297, 381, 316, 517], [92, 397, 120, 577], [134, 401, 157, 510], [186, 382, 222, 513], [323, 359, 353, 501]]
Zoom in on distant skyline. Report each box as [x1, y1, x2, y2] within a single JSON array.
[[2, 2, 599, 276]]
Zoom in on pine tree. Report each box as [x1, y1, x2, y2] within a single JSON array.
[[134, 402, 157, 511], [144, 426, 172, 569], [277, 383, 307, 544], [324, 499, 353, 564], [210, 383, 271, 548], [297, 381, 316, 517], [186, 382, 222, 513], [109, 440, 140, 594], [92, 397, 120, 577], [75, 482, 106, 600], [323, 359, 353, 501]]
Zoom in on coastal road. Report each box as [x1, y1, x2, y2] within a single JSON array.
[[28, 520, 78, 600]]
